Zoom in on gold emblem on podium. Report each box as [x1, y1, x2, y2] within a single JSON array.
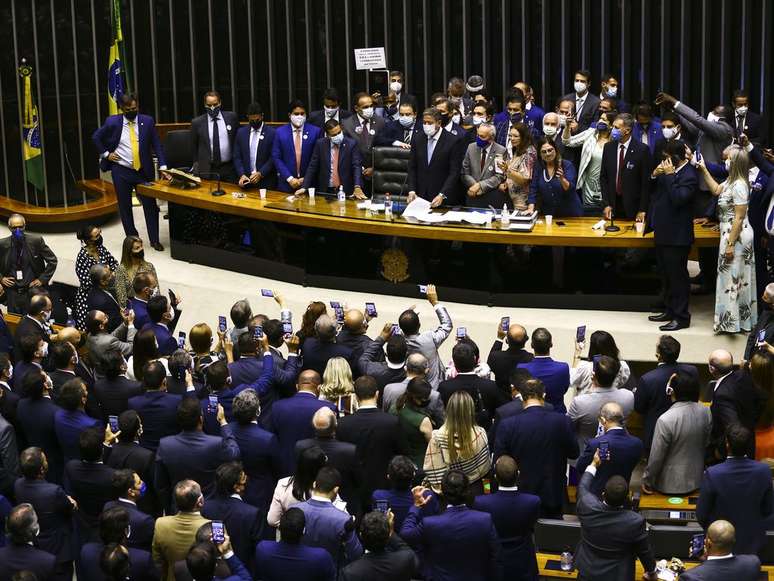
[[380, 248, 410, 283]]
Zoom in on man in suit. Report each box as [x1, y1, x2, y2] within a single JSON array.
[[200, 462, 261, 571], [341, 92, 386, 187], [296, 119, 366, 198], [631, 102, 663, 155], [648, 141, 699, 331], [152, 480, 210, 581], [489, 369, 555, 442], [462, 122, 507, 208], [185, 536, 252, 581], [633, 335, 698, 452], [142, 294, 182, 357], [85, 264, 123, 332], [400, 470, 499, 581], [18, 370, 63, 482], [516, 327, 570, 413], [103, 469, 155, 550], [254, 507, 336, 581], [13, 292, 52, 362], [54, 378, 103, 463], [233, 101, 275, 190], [300, 314, 358, 376], [341, 511, 417, 581], [0, 387, 19, 497], [13, 333, 46, 396], [336, 309, 376, 363], [128, 361, 183, 452], [91, 93, 168, 249], [681, 520, 762, 580], [48, 340, 80, 398], [697, 424, 774, 555], [357, 324, 407, 390], [190, 91, 239, 183], [272, 99, 322, 193], [560, 70, 601, 131], [494, 94, 528, 146], [93, 349, 142, 420], [732, 89, 766, 146], [308, 88, 353, 128], [15, 447, 75, 581], [374, 101, 420, 149], [154, 396, 240, 512], [406, 107, 463, 208], [0, 504, 57, 581], [473, 455, 540, 581], [494, 379, 578, 517], [0, 213, 58, 314], [600, 112, 652, 222], [745, 283, 774, 360], [487, 323, 534, 392], [575, 450, 658, 581], [576, 402, 644, 497], [84, 309, 137, 372], [105, 411, 156, 513], [127, 272, 155, 331], [387, 70, 418, 112]]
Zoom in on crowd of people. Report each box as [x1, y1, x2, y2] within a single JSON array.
[[1, 206, 774, 579]]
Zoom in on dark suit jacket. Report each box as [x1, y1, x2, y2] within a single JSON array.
[[745, 310, 774, 360], [575, 429, 644, 497], [493, 406, 579, 514], [63, 460, 115, 543], [86, 287, 123, 332], [128, 391, 183, 452], [295, 436, 361, 512], [600, 138, 652, 218], [93, 375, 143, 420], [271, 123, 323, 191], [517, 357, 570, 414], [227, 421, 280, 511], [561, 91, 602, 131], [438, 374, 509, 428], [648, 165, 699, 246], [696, 457, 774, 555], [190, 110, 239, 173], [17, 396, 63, 482], [13, 315, 48, 362], [232, 123, 276, 187], [308, 108, 353, 128], [340, 534, 418, 581], [341, 114, 387, 166], [679, 554, 762, 580], [400, 504, 500, 581], [53, 409, 103, 463], [631, 121, 663, 155], [486, 341, 534, 391], [254, 541, 336, 581], [14, 477, 74, 562], [734, 111, 766, 145], [574, 470, 656, 580], [710, 370, 765, 458], [128, 297, 151, 330], [300, 338, 358, 377], [374, 119, 421, 147], [103, 499, 155, 551], [489, 398, 554, 443], [0, 232, 58, 286], [335, 330, 377, 364], [357, 339, 405, 390], [202, 494, 262, 571], [0, 543, 57, 581], [49, 369, 77, 398], [104, 441, 156, 516], [302, 135, 364, 195], [140, 321, 179, 357], [473, 490, 541, 581], [79, 542, 159, 581], [92, 113, 167, 182], [407, 129, 463, 203]]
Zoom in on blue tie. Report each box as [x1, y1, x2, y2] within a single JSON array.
[[427, 136, 436, 163]]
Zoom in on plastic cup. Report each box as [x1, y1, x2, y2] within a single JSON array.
[[259, 188, 267, 200], [308, 187, 316, 199], [635, 221, 644, 235], [545, 214, 553, 226]]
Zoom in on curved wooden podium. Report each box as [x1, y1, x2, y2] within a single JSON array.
[[1, 181, 117, 224]]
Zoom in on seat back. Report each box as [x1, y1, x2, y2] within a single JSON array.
[[534, 518, 581, 553], [647, 524, 704, 560], [164, 130, 194, 170], [372, 146, 411, 197]]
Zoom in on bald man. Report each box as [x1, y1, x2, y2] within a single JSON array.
[[487, 322, 534, 391], [680, 520, 761, 580], [745, 283, 774, 360], [336, 308, 379, 362]]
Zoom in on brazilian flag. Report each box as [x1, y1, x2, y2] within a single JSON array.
[[20, 62, 44, 192], [107, 0, 131, 115]]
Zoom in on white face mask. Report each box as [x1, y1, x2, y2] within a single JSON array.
[[398, 115, 415, 128], [39, 342, 49, 358], [662, 126, 678, 140], [389, 81, 402, 93], [574, 81, 587, 94], [707, 112, 720, 123], [736, 106, 748, 116], [423, 123, 438, 137], [472, 115, 486, 126], [557, 114, 568, 127], [543, 124, 558, 137], [525, 101, 533, 111], [330, 132, 344, 145], [360, 107, 374, 120], [606, 86, 618, 97], [290, 114, 306, 127], [323, 106, 338, 118], [451, 114, 462, 125]]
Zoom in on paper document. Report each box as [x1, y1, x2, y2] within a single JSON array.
[[461, 212, 490, 225], [401, 197, 432, 217]]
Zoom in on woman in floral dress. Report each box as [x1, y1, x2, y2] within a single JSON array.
[[696, 146, 757, 333], [74, 225, 119, 329], [497, 123, 536, 211]]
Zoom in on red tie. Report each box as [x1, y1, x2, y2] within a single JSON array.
[[331, 145, 340, 188], [616, 144, 625, 196], [480, 147, 487, 173]]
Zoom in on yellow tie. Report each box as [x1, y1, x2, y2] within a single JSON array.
[[128, 121, 141, 170]]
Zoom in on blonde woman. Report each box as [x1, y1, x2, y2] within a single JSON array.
[[696, 146, 757, 333], [423, 391, 491, 493], [318, 357, 357, 415]]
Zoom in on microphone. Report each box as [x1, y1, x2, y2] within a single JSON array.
[[605, 208, 621, 232], [196, 171, 226, 196]]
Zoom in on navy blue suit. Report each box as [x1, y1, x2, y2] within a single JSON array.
[[0, 313, 13, 356], [679, 554, 762, 580], [696, 457, 774, 555], [0, 543, 56, 581], [63, 460, 115, 544], [232, 123, 276, 188], [128, 391, 183, 452], [92, 113, 166, 243], [53, 409, 103, 463], [128, 297, 150, 330], [517, 357, 571, 414], [228, 421, 280, 511], [308, 109, 353, 128], [14, 477, 75, 565], [141, 322, 179, 357], [18, 396, 63, 482], [400, 504, 500, 581], [79, 543, 158, 581], [254, 541, 336, 581], [301, 135, 363, 195], [299, 338, 358, 377], [86, 288, 123, 333], [102, 499, 155, 551], [374, 120, 420, 147], [576, 428, 644, 497], [228, 353, 299, 419], [632, 121, 663, 155], [473, 489, 541, 581], [493, 406, 579, 517], [266, 392, 337, 476], [202, 494, 261, 571], [93, 376, 143, 420], [271, 123, 323, 192]]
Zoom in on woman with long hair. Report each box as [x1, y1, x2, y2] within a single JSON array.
[[395, 378, 435, 469], [114, 235, 158, 308], [423, 390, 491, 493], [74, 224, 118, 329], [318, 357, 356, 415], [528, 137, 581, 217], [497, 122, 537, 211], [267, 445, 333, 528], [696, 146, 758, 333], [570, 330, 632, 394], [127, 327, 167, 381], [297, 301, 327, 346]]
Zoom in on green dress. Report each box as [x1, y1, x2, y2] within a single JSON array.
[[397, 405, 431, 468]]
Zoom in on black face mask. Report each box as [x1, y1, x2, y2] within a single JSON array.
[[123, 110, 138, 121], [133, 250, 145, 260], [249, 119, 263, 129], [207, 106, 221, 118], [439, 113, 450, 125], [93, 235, 103, 247]]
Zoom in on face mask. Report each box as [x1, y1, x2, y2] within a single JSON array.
[[476, 137, 490, 149], [206, 105, 221, 118], [574, 81, 587, 94], [606, 86, 618, 97], [423, 123, 438, 137], [525, 101, 533, 111], [611, 128, 623, 141], [330, 132, 344, 145], [451, 114, 462, 125], [662, 127, 678, 140], [390, 81, 402, 93], [724, 158, 732, 171], [398, 115, 415, 128], [138, 482, 147, 497], [249, 119, 262, 129], [509, 113, 523, 123], [133, 250, 145, 261], [439, 113, 450, 126], [290, 114, 306, 127], [323, 106, 338, 118], [707, 112, 720, 123], [11, 228, 23, 240], [596, 421, 605, 437], [596, 122, 609, 132], [472, 115, 486, 126], [123, 110, 138, 121], [151, 287, 160, 297], [736, 106, 748, 116], [360, 107, 374, 119], [40, 342, 49, 358], [93, 235, 104, 247], [542, 124, 558, 137]]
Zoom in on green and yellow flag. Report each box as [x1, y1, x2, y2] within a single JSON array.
[[107, 0, 130, 115], [20, 62, 44, 192]]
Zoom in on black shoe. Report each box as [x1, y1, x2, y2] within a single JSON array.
[[648, 313, 672, 322], [659, 320, 690, 331], [151, 242, 165, 251]]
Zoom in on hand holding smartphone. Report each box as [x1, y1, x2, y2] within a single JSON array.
[[177, 332, 186, 349], [599, 441, 610, 461], [260, 289, 274, 297], [501, 316, 510, 332], [109, 415, 119, 433], [576, 325, 587, 344], [456, 327, 467, 339], [365, 302, 377, 317], [211, 520, 225, 544], [218, 316, 227, 333]]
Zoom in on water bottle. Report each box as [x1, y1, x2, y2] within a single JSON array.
[[385, 193, 393, 215], [337, 185, 346, 203], [560, 549, 573, 571], [500, 204, 510, 226]]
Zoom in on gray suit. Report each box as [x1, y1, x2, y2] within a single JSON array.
[[461, 141, 507, 208], [0, 414, 19, 495], [341, 114, 386, 168], [404, 305, 453, 389], [643, 401, 711, 495], [567, 387, 635, 462], [672, 102, 734, 164], [0, 232, 58, 314], [382, 377, 445, 426], [86, 323, 137, 372]]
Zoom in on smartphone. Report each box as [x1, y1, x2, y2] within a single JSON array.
[[168, 289, 177, 305], [456, 327, 467, 339], [334, 308, 344, 324], [218, 315, 227, 333], [555, 220, 566, 226], [599, 441, 610, 461], [482, 478, 492, 495], [329, 301, 341, 309], [365, 302, 378, 317], [253, 326, 264, 340], [375, 499, 389, 514], [109, 415, 119, 433], [282, 321, 293, 336], [208, 394, 218, 414], [122, 307, 130, 317], [501, 316, 510, 332], [757, 329, 767, 345], [260, 288, 274, 297], [177, 332, 186, 349], [211, 520, 225, 544], [689, 533, 705, 559], [418, 284, 427, 294], [576, 325, 587, 344], [391, 324, 402, 335]]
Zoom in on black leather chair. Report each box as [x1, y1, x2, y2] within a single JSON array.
[[534, 519, 581, 553], [647, 524, 704, 560], [372, 146, 411, 198], [163, 130, 193, 170]]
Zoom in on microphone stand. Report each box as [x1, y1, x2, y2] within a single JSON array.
[[197, 171, 226, 196], [605, 209, 620, 232]]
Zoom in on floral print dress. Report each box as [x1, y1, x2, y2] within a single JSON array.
[[74, 245, 119, 329], [714, 179, 757, 333]]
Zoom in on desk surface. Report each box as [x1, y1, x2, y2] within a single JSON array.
[[107, 178, 722, 249], [567, 486, 697, 511]]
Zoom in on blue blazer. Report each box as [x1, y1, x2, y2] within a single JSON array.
[[202, 495, 262, 572], [632, 120, 663, 155], [17, 397, 63, 483], [79, 542, 159, 581], [86, 288, 123, 332], [128, 297, 150, 330], [141, 322, 178, 357], [53, 409, 103, 463], [648, 165, 698, 246], [254, 541, 336, 581], [696, 457, 774, 555], [92, 113, 167, 182], [266, 392, 337, 476], [0, 313, 14, 356], [227, 421, 280, 511], [400, 504, 500, 581], [271, 123, 322, 191], [14, 477, 74, 563], [128, 391, 183, 452], [0, 543, 56, 581], [232, 124, 276, 187], [493, 106, 545, 141], [473, 490, 541, 581], [0, 494, 10, 548], [297, 498, 362, 565], [300, 338, 358, 377], [229, 353, 299, 416], [374, 120, 421, 147], [528, 160, 581, 217], [516, 357, 571, 413], [301, 136, 364, 195], [575, 429, 644, 497], [102, 499, 155, 551]]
